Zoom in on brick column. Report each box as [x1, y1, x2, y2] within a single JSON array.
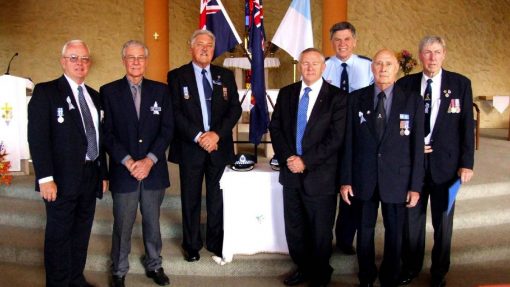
[[322, 0, 347, 56], [144, 0, 169, 82]]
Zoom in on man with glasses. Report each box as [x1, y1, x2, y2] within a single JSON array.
[[28, 39, 108, 287], [101, 40, 173, 287]]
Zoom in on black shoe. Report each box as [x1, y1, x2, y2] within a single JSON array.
[[184, 249, 200, 262], [430, 277, 446, 287], [398, 272, 416, 285], [146, 267, 170, 286], [358, 283, 374, 287], [111, 275, 125, 287], [338, 244, 356, 255], [284, 271, 308, 286]]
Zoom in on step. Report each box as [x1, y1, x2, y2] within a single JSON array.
[[0, 196, 191, 239], [1, 222, 509, 278]]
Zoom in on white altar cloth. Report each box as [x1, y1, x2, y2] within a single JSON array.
[[221, 164, 288, 262]]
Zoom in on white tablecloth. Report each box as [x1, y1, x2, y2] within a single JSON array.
[[221, 164, 288, 262]]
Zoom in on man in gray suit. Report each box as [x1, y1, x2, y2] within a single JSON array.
[[101, 40, 174, 287]]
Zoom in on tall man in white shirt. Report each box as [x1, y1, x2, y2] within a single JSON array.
[[323, 21, 374, 255], [397, 36, 474, 287], [28, 40, 108, 287]]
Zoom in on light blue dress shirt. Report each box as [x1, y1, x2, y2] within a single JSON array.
[[192, 62, 212, 133], [323, 54, 374, 93]]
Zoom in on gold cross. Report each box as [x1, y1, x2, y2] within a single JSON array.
[[153, 32, 159, 40], [1, 102, 13, 124]]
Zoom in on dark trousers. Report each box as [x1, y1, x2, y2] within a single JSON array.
[[44, 163, 98, 287], [179, 157, 225, 255], [402, 177, 455, 280], [283, 186, 337, 285], [357, 192, 405, 287], [335, 197, 360, 247], [111, 186, 165, 276]]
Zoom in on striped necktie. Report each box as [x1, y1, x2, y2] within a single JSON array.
[[77, 86, 98, 160]]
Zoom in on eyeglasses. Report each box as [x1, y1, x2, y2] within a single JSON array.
[[124, 56, 147, 63], [63, 54, 90, 63]]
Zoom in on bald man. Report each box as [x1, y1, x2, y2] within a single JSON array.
[[339, 49, 424, 287]]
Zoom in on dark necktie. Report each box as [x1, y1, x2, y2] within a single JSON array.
[[424, 79, 433, 136], [77, 86, 98, 161], [340, 63, 349, 92], [131, 84, 141, 118], [202, 69, 213, 126], [375, 91, 386, 142], [296, 87, 311, 155]]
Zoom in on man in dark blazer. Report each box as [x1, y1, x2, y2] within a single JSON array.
[[27, 40, 108, 287], [101, 40, 173, 287], [398, 36, 474, 287], [167, 29, 241, 262], [269, 48, 347, 287], [340, 49, 424, 287]]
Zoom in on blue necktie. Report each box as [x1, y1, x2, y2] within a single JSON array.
[[77, 86, 98, 160], [424, 79, 433, 136], [340, 63, 349, 92], [296, 87, 311, 155], [202, 69, 213, 126]]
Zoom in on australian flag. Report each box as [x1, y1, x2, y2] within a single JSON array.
[[200, 0, 242, 59], [248, 0, 269, 145]]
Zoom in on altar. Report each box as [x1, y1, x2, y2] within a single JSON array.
[[221, 164, 288, 262]]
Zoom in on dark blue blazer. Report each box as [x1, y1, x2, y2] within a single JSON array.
[[340, 84, 424, 203], [167, 62, 241, 166], [269, 80, 348, 195], [28, 75, 107, 198], [100, 77, 173, 193], [397, 70, 474, 185]]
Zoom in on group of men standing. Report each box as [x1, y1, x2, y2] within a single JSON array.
[[27, 21, 474, 287], [270, 22, 474, 287], [28, 29, 240, 287]]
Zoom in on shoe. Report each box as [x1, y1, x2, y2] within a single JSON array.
[[358, 283, 374, 287], [430, 277, 446, 287], [146, 267, 170, 286], [111, 275, 125, 287], [338, 244, 356, 255], [184, 249, 200, 262], [398, 272, 417, 285], [283, 270, 308, 286]]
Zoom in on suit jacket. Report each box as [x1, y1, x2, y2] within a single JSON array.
[[397, 70, 474, 185], [100, 77, 173, 193], [167, 62, 241, 166], [269, 80, 347, 196], [340, 84, 424, 203], [27, 75, 107, 198]]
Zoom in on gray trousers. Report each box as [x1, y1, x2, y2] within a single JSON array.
[[111, 185, 165, 276]]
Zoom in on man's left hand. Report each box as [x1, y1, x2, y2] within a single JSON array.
[[406, 191, 420, 208], [458, 168, 474, 183], [287, 156, 306, 173], [199, 131, 219, 153], [130, 157, 154, 181]]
